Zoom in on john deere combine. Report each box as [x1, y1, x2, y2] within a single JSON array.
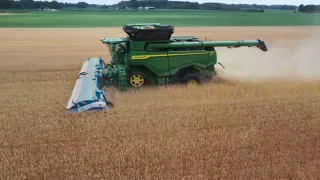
[[66, 23, 268, 113]]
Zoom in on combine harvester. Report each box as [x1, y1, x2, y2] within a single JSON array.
[[67, 23, 268, 113]]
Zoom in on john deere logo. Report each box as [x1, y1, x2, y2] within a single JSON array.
[[132, 55, 149, 59]]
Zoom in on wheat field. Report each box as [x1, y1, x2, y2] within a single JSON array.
[[1, 27, 320, 179]]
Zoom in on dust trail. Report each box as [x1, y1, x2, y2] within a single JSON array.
[[215, 33, 320, 83]]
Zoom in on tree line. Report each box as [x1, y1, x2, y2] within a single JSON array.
[[119, 0, 297, 11], [298, 4, 320, 13], [0, 0, 93, 9], [0, 0, 318, 13]]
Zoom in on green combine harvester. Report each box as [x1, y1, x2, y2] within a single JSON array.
[[66, 23, 268, 113]]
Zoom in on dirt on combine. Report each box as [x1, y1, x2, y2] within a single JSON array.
[[1, 27, 320, 179]]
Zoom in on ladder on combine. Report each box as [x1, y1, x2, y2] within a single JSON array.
[[118, 67, 128, 91]]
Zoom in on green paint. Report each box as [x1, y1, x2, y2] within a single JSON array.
[[98, 23, 269, 90]]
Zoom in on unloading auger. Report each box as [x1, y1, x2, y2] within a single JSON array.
[[66, 23, 268, 113]]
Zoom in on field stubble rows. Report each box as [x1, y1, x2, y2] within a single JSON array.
[[1, 27, 320, 179]]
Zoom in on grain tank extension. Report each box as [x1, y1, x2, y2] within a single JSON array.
[[66, 23, 268, 113]]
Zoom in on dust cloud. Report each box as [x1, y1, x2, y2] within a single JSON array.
[[215, 35, 320, 83]]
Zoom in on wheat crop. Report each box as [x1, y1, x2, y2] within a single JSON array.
[[1, 27, 319, 179]]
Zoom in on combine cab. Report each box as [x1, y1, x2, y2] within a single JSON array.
[[67, 23, 268, 113]]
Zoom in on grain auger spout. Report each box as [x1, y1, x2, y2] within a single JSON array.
[[145, 39, 268, 52], [66, 23, 268, 113], [213, 39, 268, 51]]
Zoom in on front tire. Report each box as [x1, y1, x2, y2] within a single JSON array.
[[128, 71, 146, 88]]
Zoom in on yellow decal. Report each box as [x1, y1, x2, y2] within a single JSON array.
[[131, 52, 213, 60], [132, 54, 167, 60]]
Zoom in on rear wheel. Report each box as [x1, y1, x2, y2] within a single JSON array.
[[182, 73, 201, 86]]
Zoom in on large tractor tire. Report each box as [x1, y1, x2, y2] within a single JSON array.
[[182, 73, 201, 86]]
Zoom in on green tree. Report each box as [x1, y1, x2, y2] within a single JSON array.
[[130, 0, 139, 9], [304, 5, 317, 13], [298, 4, 318, 13], [298, 4, 304, 12], [20, 0, 34, 9], [0, 0, 14, 9], [77, 2, 89, 8], [49, 0, 61, 9]]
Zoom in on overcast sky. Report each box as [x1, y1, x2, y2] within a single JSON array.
[[56, 0, 318, 6]]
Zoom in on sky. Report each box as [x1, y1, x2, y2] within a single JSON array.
[[56, 0, 318, 6]]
